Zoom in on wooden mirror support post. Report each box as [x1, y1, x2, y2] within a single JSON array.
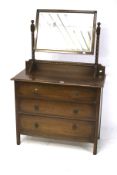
[[26, 20, 37, 74], [94, 22, 105, 78], [31, 20, 35, 60], [95, 22, 101, 65]]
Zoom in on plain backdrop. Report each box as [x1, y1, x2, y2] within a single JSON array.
[[0, 0, 117, 175]]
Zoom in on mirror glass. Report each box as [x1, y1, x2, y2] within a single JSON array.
[[35, 10, 97, 54]]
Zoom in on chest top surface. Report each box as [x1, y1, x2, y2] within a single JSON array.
[[12, 60, 105, 88]]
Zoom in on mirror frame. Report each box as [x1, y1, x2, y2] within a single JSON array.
[[34, 9, 97, 55]]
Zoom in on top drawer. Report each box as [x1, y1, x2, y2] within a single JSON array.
[[15, 82, 97, 101]]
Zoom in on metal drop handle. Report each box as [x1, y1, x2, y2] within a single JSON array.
[[72, 124, 78, 130], [33, 88, 39, 95], [34, 104, 39, 111], [34, 122, 39, 128], [73, 109, 79, 114]]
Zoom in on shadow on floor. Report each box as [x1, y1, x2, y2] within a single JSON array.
[[22, 135, 94, 153]]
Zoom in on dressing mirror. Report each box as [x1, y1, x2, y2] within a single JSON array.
[[35, 10, 97, 54]]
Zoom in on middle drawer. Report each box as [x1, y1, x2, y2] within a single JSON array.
[[18, 99, 96, 120]]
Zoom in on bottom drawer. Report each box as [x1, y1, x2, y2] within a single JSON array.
[[19, 115, 95, 140]]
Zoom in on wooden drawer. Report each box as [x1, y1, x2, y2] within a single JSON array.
[[18, 99, 96, 120], [19, 115, 95, 139], [16, 82, 97, 101]]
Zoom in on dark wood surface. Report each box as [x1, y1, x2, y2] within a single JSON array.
[[19, 115, 95, 140], [12, 60, 105, 88], [18, 98, 96, 120], [16, 82, 97, 101], [12, 61, 105, 154]]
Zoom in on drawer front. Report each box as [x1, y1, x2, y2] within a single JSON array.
[[18, 99, 96, 120], [19, 115, 95, 139], [16, 82, 97, 101]]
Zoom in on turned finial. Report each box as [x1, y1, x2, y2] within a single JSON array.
[[96, 22, 101, 35], [31, 20, 35, 32]]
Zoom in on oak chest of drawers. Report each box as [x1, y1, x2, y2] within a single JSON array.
[[12, 9, 106, 154], [12, 60, 105, 154]]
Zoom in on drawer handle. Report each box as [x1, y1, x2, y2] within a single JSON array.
[[34, 105, 39, 111], [73, 109, 79, 114], [72, 124, 78, 130], [33, 88, 39, 95], [34, 122, 39, 129]]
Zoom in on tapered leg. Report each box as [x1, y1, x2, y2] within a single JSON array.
[[93, 140, 98, 155], [98, 129, 100, 139], [16, 132, 20, 145]]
